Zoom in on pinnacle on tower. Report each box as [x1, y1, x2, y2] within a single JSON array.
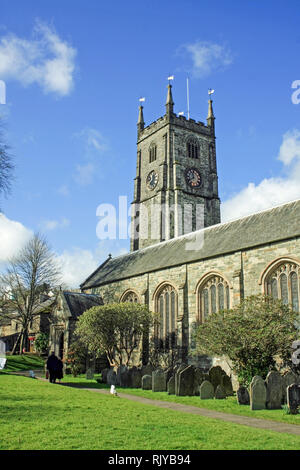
[[207, 99, 215, 129], [137, 105, 145, 133], [165, 83, 174, 115]]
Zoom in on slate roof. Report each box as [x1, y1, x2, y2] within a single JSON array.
[[80, 199, 300, 290], [63, 291, 103, 319]]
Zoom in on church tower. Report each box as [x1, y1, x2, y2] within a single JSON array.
[[130, 84, 221, 252]]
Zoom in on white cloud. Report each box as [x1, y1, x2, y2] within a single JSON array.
[[42, 217, 70, 231], [74, 162, 95, 186], [0, 214, 33, 262], [75, 128, 108, 153], [179, 40, 233, 78], [0, 21, 77, 96], [55, 248, 99, 288], [222, 129, 300, 222], [57, 185, 70, 197]]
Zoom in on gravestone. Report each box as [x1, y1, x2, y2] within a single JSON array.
[[177, 365, 195, 396], [116, 365, 127, 386], [141, 364, 153, 377], [152, 369, 167, 392], [287, 384, 300, 414], [250, 376, 266, 410], [120, 368, 131, 387], [164, 368, 173, 384], [167, 375, 175, 395], [129, 367, 142, 388], [85, 368, 94, 380], [282, 371, 299, 404], [175, 364, 188, 395], [142, 375, 152, 390], [209, 366, 225, 391], [199, 380, 214, 399], [237, 386, 250, 405], [221, 375, 234, 396], [265, 371, 282, 409], [107, 369, 117, 386], [193, 368, 205, 396], [215, 384, 226, 399], [101, 368, 109, 383]]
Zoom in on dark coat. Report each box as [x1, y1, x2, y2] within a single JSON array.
[[46, 354, 59, 371]]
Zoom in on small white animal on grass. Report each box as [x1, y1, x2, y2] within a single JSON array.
[[110, 385, 118, 396]]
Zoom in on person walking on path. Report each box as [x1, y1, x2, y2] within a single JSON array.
[[46, 352, 59, 383]]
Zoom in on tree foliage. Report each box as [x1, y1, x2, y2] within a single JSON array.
[[0, 234, 60, 354], [195, 295, 299, 386], [34, 333, 49, 354], [75, 302, 154, 367]]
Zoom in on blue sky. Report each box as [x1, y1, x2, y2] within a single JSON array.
[[0, 0, 300, 286]]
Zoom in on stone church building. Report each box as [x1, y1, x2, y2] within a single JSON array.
[[80, 84, 300, 373]]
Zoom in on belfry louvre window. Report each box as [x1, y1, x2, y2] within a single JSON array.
[[149, 144, 157, 163], [199, 275, 230, 322], [265, 262, 300, 312], [187, 140, 199, 159], [155, 284, 178, 350]]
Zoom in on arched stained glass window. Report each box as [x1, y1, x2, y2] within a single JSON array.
[[198, 274, 230, 322], [291, 272, 299, 312], [155, 284, 178, 350], [265, 261, 300, 312]]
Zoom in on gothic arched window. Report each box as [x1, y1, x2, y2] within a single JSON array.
[[198, 274, 230, 323], [120, 290, 140, 303], [264, 261, 300, 311], [149, 144, 157, 163], [155, 284, 178, 350], [187, 138, 199, 159]]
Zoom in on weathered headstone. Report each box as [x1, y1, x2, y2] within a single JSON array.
[[142, 374, 152, 390], [85, 368, 94, 380], [175, 363, 188, 395], [215, 384, 226, 399], [237, 386, 250, 405], [120, 368, 131, 387], [250, 376, 266, 410], [152, 369, 167, 392], [167, 375, 175, 395], [129, 367, 142, 388], [209, 366, 225, 391], [107, 369, 117, 386], [193, 368, 205, 396], [116, 365, 127, 386], [101, 368, 109, 383], [282, 371, 299, 404], [140, 364, 153, 377], [164, 367, 173, 384], [287, 384, 300, 414], [199, 380, 214, 399], [265, 371, 282, 409], [221, 375, 234, 396], [177, 365, 195, 396]]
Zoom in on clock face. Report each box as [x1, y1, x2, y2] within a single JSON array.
[[146, 170, 158, 190], [185, 168, 201, 187]]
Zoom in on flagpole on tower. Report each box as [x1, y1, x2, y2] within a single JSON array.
[[187, 77, 190, 120]]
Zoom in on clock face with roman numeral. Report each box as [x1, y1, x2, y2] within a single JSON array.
[[185, 168, 201, 187], [146, 170, 158, 190]]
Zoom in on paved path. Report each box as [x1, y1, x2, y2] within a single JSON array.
[[10, 372, 300, 437]]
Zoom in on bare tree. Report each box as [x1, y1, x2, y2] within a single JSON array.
[[0, 234, 61, 354], [0, 119, 14, 204]]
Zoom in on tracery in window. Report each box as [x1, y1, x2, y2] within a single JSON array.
[[198, 275, 230, 322], [154, 284, 178, 350], [265, 261, 300, 311]]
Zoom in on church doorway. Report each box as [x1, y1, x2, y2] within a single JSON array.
[[59, 333, 64, 360]]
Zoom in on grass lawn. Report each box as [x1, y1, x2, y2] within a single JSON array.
[[59, 375, 300, 426], [1, 374, 300, 450], [3, 354, 45, 372]]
